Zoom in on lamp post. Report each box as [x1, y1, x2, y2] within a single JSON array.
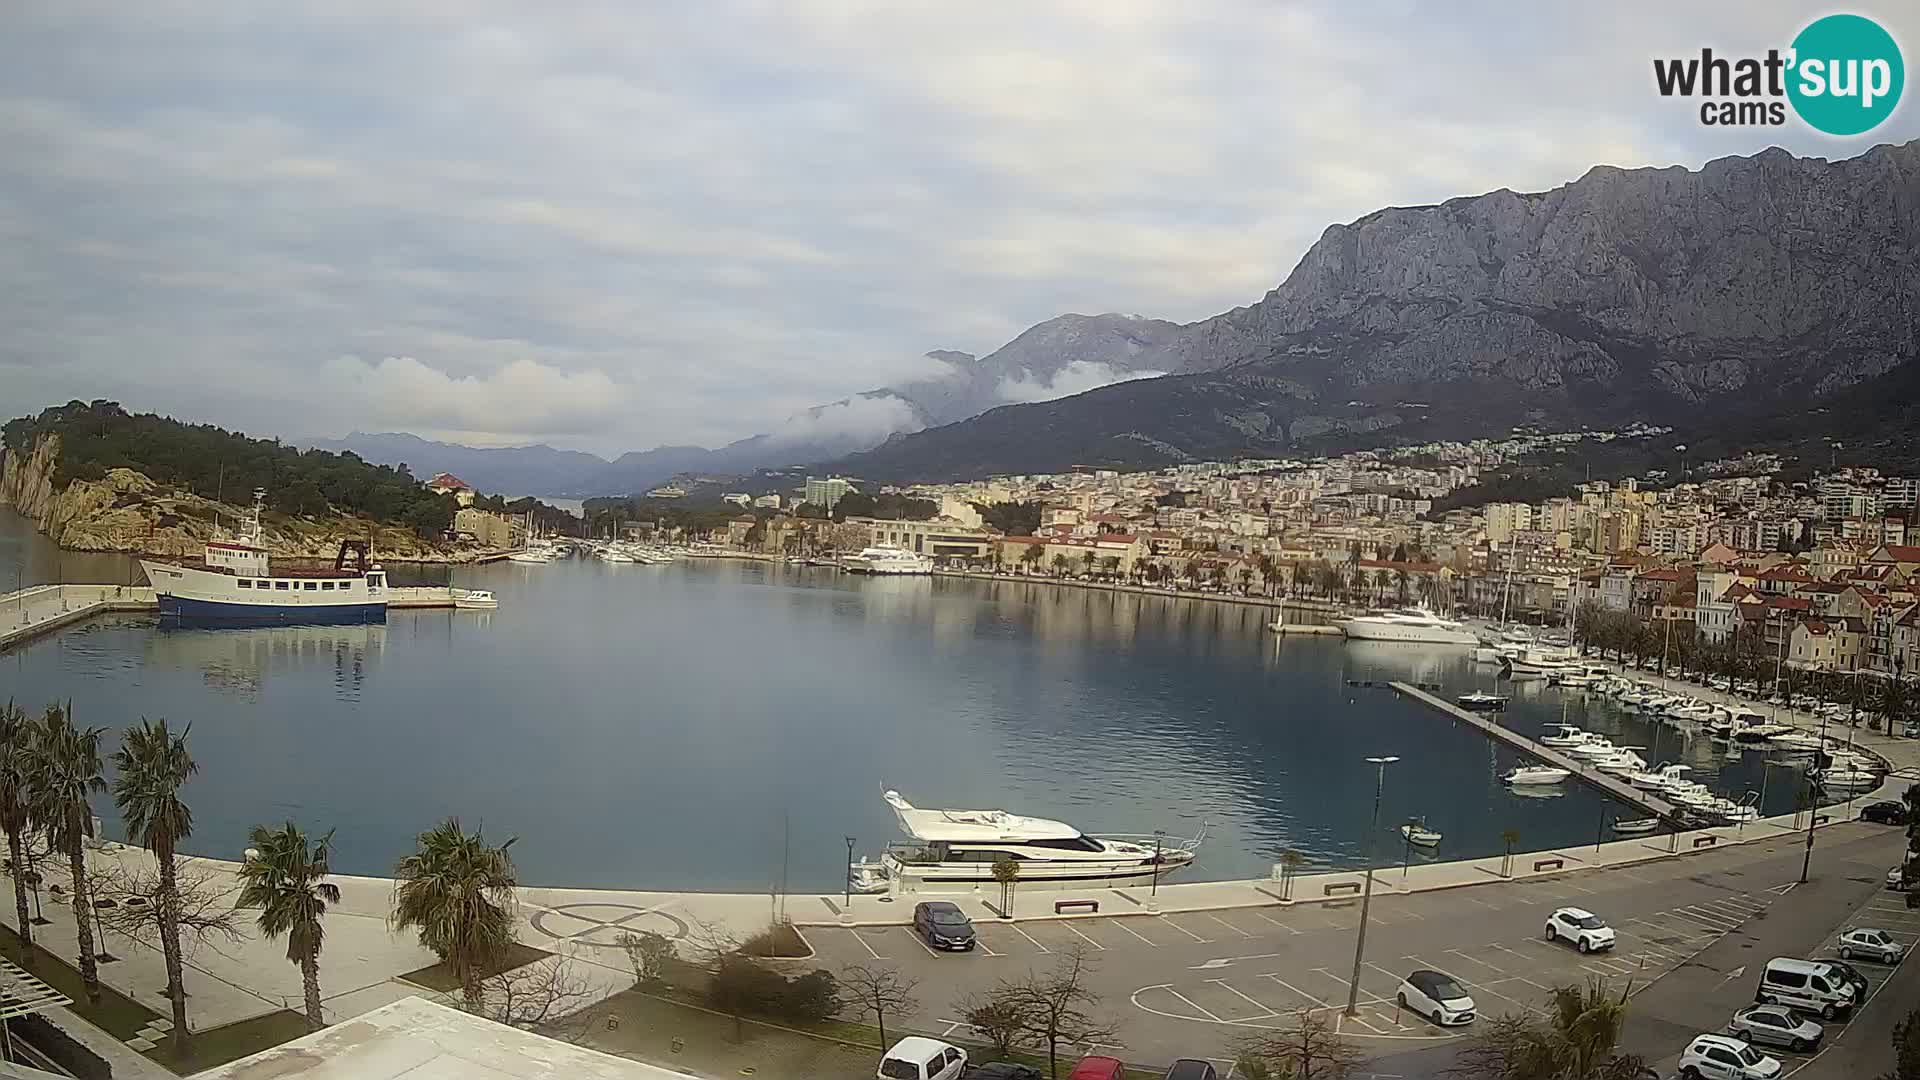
[[843, 837, 856, 912], [1151, 830, 1166, 898], [1347, 755, 1400, 1017], [1801, 712, 1828, 885]]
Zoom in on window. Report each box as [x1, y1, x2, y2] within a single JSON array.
[[1810, 976, 1831, 992], [237, 580, 252, 589], [878, 1059, 920, 1080], [943, 1049, 961, 1067], [321, 581, 335, 590], [276, 581, 291, 591], [303, 582, 317, 591], [1023, 837, 1103, 852], [1768, 969, 1807, 989]]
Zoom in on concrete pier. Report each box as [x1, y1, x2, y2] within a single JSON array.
[[1390, 680, 1682, 820], [0, 582, 463, 654]]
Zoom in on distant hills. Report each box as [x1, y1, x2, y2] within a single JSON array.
[[330, 141, 1920, 492]]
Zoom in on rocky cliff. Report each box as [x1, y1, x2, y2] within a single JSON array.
[[0, 434, 480, 561], [843, 141, 1920, 481]]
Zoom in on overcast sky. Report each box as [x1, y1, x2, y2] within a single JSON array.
[[2, 2, 1916, 456]]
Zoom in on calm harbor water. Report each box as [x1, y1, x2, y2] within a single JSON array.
[[2, 510, 1822, 892]]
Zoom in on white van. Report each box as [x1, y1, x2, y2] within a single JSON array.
[[877, 1037, 967, 1080], [1754, 958, 1856, 1020]]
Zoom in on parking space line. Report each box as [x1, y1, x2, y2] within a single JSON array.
[[1006, 923, 1051, 954], [848, 929, 887, 961], [1108, 920, 1157, 947], [1060, 922, 1107, 951], [1487, 942, 1532, 964], [1689, 900, 1753, 925], [1445, 949, 1505, 974], [1313, 967, 1390, 1007], [1249, 909, 1302, 935], [1207, 979, 1281, 1020], [1670, 908, 1741, 932], [1162, 917, 1212, 944], [975, 936, 1003, 957], [1204, 912, 1255, 939], [1515, 976, 1552, 992], [1163, 987, 1225, 1023], [1340, 1011, 1386, 1035], [1263, 974, 1329, 1009], [1461, 894, 1504, 910]]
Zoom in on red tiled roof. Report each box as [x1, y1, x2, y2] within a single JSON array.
[[1877, 545, 1920, 562]]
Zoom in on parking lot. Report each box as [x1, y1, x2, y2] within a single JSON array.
[[791, 828, 1897, 1068]]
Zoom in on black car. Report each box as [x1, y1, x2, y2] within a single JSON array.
[[968, 1065, 1042, 1080], [1822, 958, 1872, 1000], [1861, 801, 1908, 825], [913, 901, 977, 951], [1164, 1061, 1218, 1080]]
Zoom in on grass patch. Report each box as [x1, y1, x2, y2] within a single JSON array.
[[0, 920, 162, 1040], [741, 923, 812, 959], [148, 1010, 313, 1073], [399, 941, 552, 992]]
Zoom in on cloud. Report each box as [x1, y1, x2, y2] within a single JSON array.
[[996, 362, 1167, 405], [320, 356, 633, 444], [0, 2, 1913, 456], [763, 393, 923, 448]]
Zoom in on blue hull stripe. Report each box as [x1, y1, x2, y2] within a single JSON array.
[[156, 594, 387, 625]]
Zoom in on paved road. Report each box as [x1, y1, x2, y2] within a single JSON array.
[[800, 822, 1910, 1072]]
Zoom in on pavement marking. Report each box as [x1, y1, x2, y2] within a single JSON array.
[[1207, 979, 1282, 1021], [1313, 967, 1391, 1007], [1248, 909, 1302, 935], [1444, 949, 1505, 974], [975, 935, 1003, 957], [1460, 893, 1504, 910], [1487, 942, 1533, 964], [1204, 912, 1256, 939], [1161, 917, 1213, 944], [1514, 976, 1553, 992], [1107, 919, 1157, 948], [1670, 906, 1743, 932], [1162, 987, 1225, 1023], [1262, 974, 1330, 1009], [847, 928, 887, 961], [1060, 922, 1107, 951], [1006, 923, 1051, 954], [907, 927, 944, 958], [1191, 952, 1287, 970]]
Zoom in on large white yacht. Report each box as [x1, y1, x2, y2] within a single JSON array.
[[843, 545, 935, 575], [139, 491, 388, 624], [866, 790, 1199, 891], [1336, 607, 1479, 645]]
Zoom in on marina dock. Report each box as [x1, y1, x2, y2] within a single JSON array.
[[1, 582, 465, 654], [1390, 681, 1682, 820]]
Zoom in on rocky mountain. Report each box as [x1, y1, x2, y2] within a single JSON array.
[[321, 313, 1181, 494], [842, 141, 1920, 481]]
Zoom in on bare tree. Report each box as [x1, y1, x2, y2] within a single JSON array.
[[961, 993, 1026, 1057], [991, 944, 1120, 1079], [1235, 1008, 1365, 1080], [90, 858, 242, 958], [615, 929, 676, 989], [842, 964, 919, 1050], [481, 955, 598, 1042]]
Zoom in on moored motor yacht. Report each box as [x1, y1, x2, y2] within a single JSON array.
[[1503, 765, 1572, 786], [844, 545, 935, 575], [870, 790, 1202, 890], [1400, 819, 1443, 846], [1337, 607, 1479, 645], [451, 589, 498, 610], [1539, 724, 1590, 748], [1456, 691, 1509, 711]]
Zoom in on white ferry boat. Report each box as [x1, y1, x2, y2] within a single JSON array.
[[139, 491, 388, 624], [1336, 607, 1479, 645], [866, 789, 1201, 891], [843, 544, 935, 575]]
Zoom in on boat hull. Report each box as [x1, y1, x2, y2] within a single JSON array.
[[884, 853, 1195, 891], [1337, 621, 1479, 645], [157, 594, 386, 625]]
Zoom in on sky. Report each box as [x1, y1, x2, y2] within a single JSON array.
[[2, 1, 1917, 457]]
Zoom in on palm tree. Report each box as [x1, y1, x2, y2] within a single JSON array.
[[1371, 568, 1392, 603], [1049, 553, 1069, 578], [111, 718, 197, 1052], [1458, 978, 1647, 1079], [238, 823, 341, 1030], [1021, 543, 1044, 573], [391, 818, 519, 1010], [30, 703, 106, 1005], [1078, 551, 1095, 577], [0, 703, 35, 958], [1394, 568, 1410, 604], [1237, 567, 1254, 594]]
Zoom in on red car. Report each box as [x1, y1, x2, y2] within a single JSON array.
[[1068, 1057, 1126, 1080]]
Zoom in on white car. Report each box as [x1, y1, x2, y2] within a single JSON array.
[[1679, 1033, 1781, 1079], [877, 1037, 967, 1080], [1839, 927, 1905, 964], [1396, 968, 1475, 1026], [1546, 906, 1617, 953]]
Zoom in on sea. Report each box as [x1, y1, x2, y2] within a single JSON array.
[[0, 509, 1827, 892]]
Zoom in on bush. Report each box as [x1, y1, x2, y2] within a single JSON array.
[[706, 955, 840, 1024], [617, 930, 676, 989]]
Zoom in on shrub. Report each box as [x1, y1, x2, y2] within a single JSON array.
[[706, 955, 840, 1024]]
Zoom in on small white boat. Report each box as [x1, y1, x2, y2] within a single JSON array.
[[1612, 817, 1660, 835], [451, 589, 497, 610], [1540, 724, 1590, 748], [1457, 691, 1510, 711], [506, 550, 551, 564], [1817, 769, 1881, 790], [1400, 821, 1442, 847], [1503, 765, 1572, 786], [1767, 731, 1825, 753], [848, 856, 890, 894], [1565, 738, 1619, 759]]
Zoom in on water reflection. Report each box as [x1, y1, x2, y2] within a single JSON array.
[[143, 622, 386, 701]]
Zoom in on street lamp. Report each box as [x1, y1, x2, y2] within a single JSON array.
[[1801, 712, 1829, 885], [1347, 755, 1400, 1017], [1151, 830, 1166, 898], [1674, 444, 1688, 482], [843, 837, 856, 912]]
